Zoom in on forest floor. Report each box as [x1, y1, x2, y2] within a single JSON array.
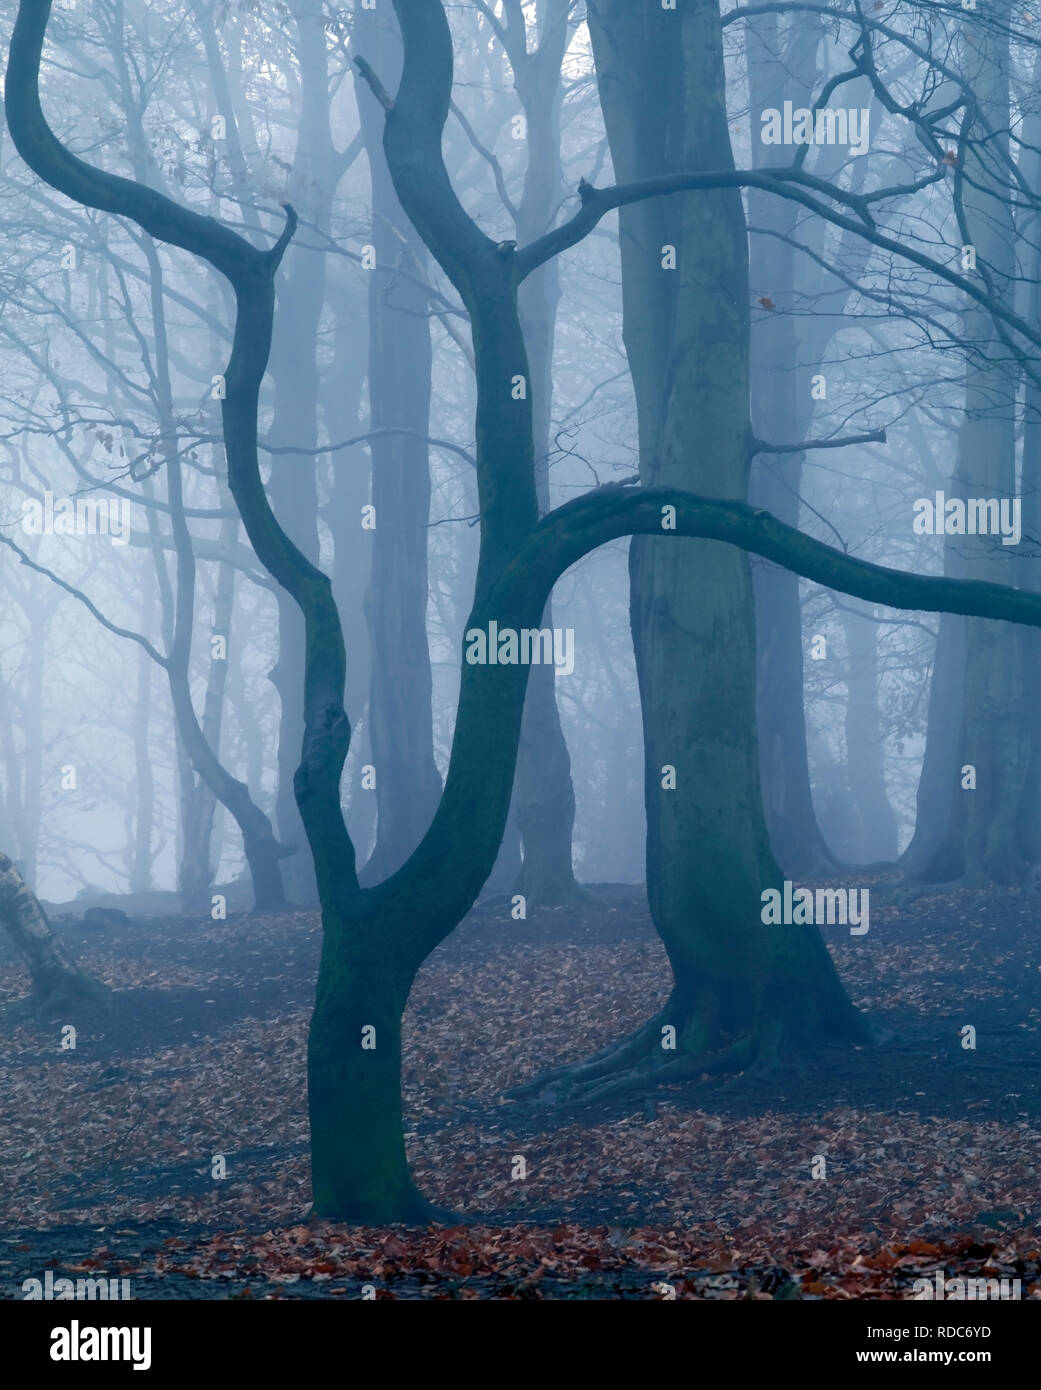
[[1, 880, 1040, 1299]]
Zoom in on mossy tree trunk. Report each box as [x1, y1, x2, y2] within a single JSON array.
[[547, 0, 868, 1106]]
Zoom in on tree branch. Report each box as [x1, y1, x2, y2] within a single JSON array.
[[0, 533, 169, 667], [7, 0, 356, 905], [750, 428, 888, 456], [521, 486, 1041, 633], [354, 55, 395, 111], [5, 3, 283, 283], [512, 168, 1041, 353]]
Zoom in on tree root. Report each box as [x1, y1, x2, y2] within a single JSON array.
[[309, 1183, 459, 1227], [563, 1037, 760, 1106], [511, 1031, 769, 1108], [506, 1013, 664, 1100], [33, 968, 112, 1023], [390, 1193, 462, 1227], [509, 1009, 887, 1109]]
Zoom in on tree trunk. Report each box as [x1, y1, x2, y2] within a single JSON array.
[[1017, 80, 1041, 871], [356, 8, 443, 884], [180, 499, 239, 912], [307, 931, 429, 1221], [0, 853, 109, 1017], [535, 0, 872, 1102], [20, 603, 45, 886], [902, 9, 1024, 885], [324, 274, 376, 857], [840, 605, 899, 862], [129, 587, 155, 896], [263, 0, 337, 908], [508, 1, 584, 907], [746, 10, 836, 877]]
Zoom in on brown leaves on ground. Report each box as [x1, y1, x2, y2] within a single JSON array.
[[1, 884, 1039, 1298], [22, 1223, 1040, 1300]]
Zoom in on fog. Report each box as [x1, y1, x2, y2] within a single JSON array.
[[0, 0, 1039, 1321]]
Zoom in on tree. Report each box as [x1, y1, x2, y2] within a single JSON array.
[[525, 0, 873, 1104], [354, 6, 443, 884], [473, 0, 587, 908], [14, 0, 1041, 1222], [901, 5, 1026, 885], [0, 1, 289, 911], [0, 851, 109, 1016], [745, 7, 879, 876]]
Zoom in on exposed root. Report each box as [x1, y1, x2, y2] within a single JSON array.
[[423, 1202, 466, 1225], [720, 1043, 800, 1092], [512, 1031, 767, 1109], [506, 1013, 663, 1101], [565, 1037, 759, 1107], [393, 1193, 461, 1227], [509, 1008, 886, 1109], [862, 1016, 898, 1047]]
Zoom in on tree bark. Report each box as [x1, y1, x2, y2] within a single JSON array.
[[263, 0, 341, 907], [0, 853, 109, 1017], [746, 9, 836, 877], [323, 275, 376, 856], [129, 586, 156, 896]]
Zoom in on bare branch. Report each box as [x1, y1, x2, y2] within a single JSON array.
[[0, 533, 169, 667], [353, 54, 396, 111], [751, 428, 888, 456]]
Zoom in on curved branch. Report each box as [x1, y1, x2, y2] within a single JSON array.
[[7, 0, 357, 904], [5, 2, 273, 283], [379, 482, 1041, 963], [513, 167, 879, 279], [365, 1, 497, 303], [523, 487, 1041, 629]]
